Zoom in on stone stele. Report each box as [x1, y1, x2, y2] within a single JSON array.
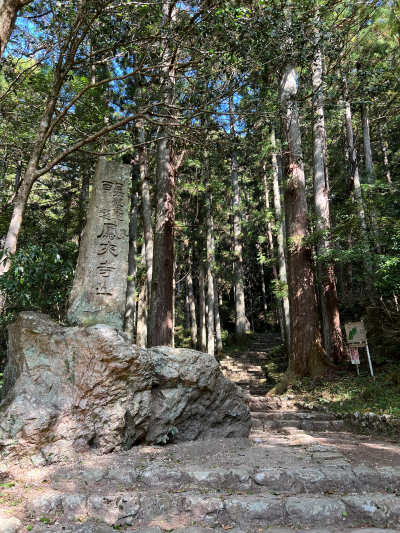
[[68, 159, 131, 329]]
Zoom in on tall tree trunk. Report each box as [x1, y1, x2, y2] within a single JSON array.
[[184, 236, 197, 348], [259, 261, 267, 313], [360, 103, 374, 183], [0, 0, 34, 60], [312, 49, 344, 364], [378, 120, 391, 183], [148, 134, 175, 347], [187, 266, 197, 349], [271, 131, 290, 353], [124, 180, 139, 339], [248, 278, 254, 332], [205, 150, 215, 356], [136, 242, 147, 348], [342, 75, 374, 268], [263, 161, 285, 340], [229, 96, 246, 343], [214, 278, 223, 353], [138, 123, 154, 310], [147, 2, 176, 348], [272, 64, 332, 392], [198, 260, 207, 352], [185, 277, 190, 330], [342, 77, 368, 229]]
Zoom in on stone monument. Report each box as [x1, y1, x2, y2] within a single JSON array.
[[68, 159, 131, 329]]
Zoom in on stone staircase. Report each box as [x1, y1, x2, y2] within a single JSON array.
[[17, 432, 400, 533], [218, 333, 282, 396]]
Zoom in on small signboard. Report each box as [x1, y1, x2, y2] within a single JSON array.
[[345, 321, 367, 347], [344, 320, 374, 379], [349, 347, 360, 365]]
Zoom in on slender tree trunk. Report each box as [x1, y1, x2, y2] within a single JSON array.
[[360, 103, 374, 183], [0, 0, 35, 60], [342, 75, 374, 268], [199, 260, 207, 352], [378, 120, 391, 183], [263, 161, 285, 339], [0, 147, 7, 188], [138, 123, 154, 310], [214, 278, 223, 353], [187, 267, 197, 349], [184, 236, 197, 348], [147, 2, 176, 348], [229, 96, 246, 343], [248, 279, 254, 332], [259, 261, 267, 312], [124, 181, 139, 339], [136, 242, 147, 348], [185, 277, 190, 330], [342, 77, 368, 229], [271, 131, 290, 353], [273, 64, 332, 391], [205, 150, 215, 356], [312, 49, 344, 364], [0, 2, 89, 312], [172, 257, 176, 347]]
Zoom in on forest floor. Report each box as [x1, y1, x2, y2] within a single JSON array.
[[262, 341, 400, 417]]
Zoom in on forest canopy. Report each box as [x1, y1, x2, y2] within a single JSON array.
[[0, 0, 399, 392]]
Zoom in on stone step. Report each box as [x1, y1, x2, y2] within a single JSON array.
[[47, 460, 400, 496], [251, 410, 336, 421], [251, 411, 344, 432], [29, 489, 400, 530]]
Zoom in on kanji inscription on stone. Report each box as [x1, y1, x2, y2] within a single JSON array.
[[67, 159, 131, 329]]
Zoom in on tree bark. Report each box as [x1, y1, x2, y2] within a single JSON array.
[[229, 96, 246, 343], [312, 49, 344, 364], [147, 1, 176, 348], [184, 236, 197, 348], [378, 120, 391, 183], [342, 76, 368, 227], [124, 179, 139, 339], [259, 261, 267, 312], [148, 134, 175, 347], [274, 64, 332, 389], [214, 278, 223, 353], [271, 130, 290, 354], [138, 123, 154, 310], [360, 103, 374, 183], [185, 277, 190, 330], [342, 75, 375, 267], [0, 0, 34, 60], [136, 242, 148, 348], [198, 260, 207, 352], [205, 150, 215, 356]]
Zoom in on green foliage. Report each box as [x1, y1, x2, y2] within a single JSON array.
[[0, 244, 76, 316]]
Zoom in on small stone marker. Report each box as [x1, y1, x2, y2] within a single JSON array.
[[68, 159, 131, 329]]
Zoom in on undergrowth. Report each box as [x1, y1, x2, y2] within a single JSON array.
[[265, 343, 400, 416]]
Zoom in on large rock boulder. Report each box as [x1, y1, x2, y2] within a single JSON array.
[[0, 312, 250, 460]]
